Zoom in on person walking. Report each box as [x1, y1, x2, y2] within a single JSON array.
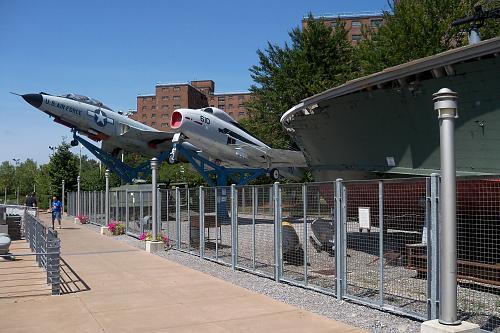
[[51, 196, 62, 229]]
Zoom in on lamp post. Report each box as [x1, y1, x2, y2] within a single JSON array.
[[12, 158, 20, 204], [434, 88, 460, 326]]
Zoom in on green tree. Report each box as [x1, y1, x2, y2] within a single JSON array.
[[80, 156, 105, 191], [16, 159, 38, 195], [46, 142, 79, 197], [35, 164, 53, 209], [0, 161, 15, 199], [158, 162, 205, 187], [356, 0, 500, 75], [244, 15, 356, 149]]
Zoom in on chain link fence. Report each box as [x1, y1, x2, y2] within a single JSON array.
[[67, 176, 500, 331]]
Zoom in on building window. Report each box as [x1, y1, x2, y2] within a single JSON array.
[[238, 103, 244, 107], [228, 96, 233, 100], [352, 34, 362, 42], [228, 104, 233, 108], [161, 113, 169, 118], [351, 21, 362, 27], [173, 86, 180, 91], [218, 97, 225, 102], [142, 97, 147, 101], [173, 104, 181, 109], [371, 19, 383, 28], [142, 114, 147, 119], [173, 96, 180, 100], [161, 123, 167, 128], [151, 122, 156, 126], [238, 96, 244, 100], [218, 105, 225, 110], [151, 114, 156, 118], [151, 105, 156, 110], [152, 97, 156, 101], [238, 112, 245, 117], [162, 96, 169, 100], [229, 112, 234, 117], [162, 87, 168, 91], [142, 106, 147, 110], [162, 105, 168, 109]]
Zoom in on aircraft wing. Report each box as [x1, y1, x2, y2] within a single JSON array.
[[235, 144, 308, 168], [120, 126, 174, 143]]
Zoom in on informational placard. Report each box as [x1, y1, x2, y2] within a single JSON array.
[[358, 207, 371, 230]]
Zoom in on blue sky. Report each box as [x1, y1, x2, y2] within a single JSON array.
[[0, 0, 390, 164]]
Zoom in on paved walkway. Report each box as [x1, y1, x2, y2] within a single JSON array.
[[0, 213, 366, 333]]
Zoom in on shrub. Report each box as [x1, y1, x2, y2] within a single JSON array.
[[108, 220, 125, 235], [76, 214, 89, 224], [139, 231, 170, 247]]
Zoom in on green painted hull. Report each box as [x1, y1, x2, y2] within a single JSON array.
[[289, 56, 500, 181]]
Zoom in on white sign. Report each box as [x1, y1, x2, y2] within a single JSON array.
[[358, 207, 371, 230], [386, 156, 396, 167]]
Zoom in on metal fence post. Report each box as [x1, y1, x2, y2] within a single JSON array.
[[175, 187, 181, 250], [335, 178, 344, 299], [125, 190, 129, 233], [273, 182, 281, 282], [231, 184, 237, 270], [252, 186, 256, 271], [379, 180, 385, 307], [303, 184, 308, 286], [151, 158, 158, 240], [105, 170, 110, 226], [434, 88, 459, 325], [77, 176, 80, 217], [61, 180, 65, 215], [199, 187, 205, 258], [429, 173, 440, 319]]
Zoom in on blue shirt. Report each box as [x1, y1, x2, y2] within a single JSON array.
[[52, 200, 62, 212]]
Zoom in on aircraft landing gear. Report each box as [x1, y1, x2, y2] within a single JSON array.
[[269, 168, 280, 181], [70, 139, 78, 147], [167, 153, 177, 165]]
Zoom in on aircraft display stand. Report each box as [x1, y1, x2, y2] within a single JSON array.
[[72, 133, 171, 183]]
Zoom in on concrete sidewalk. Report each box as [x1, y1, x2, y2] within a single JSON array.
[[0, 213, 366, 333]]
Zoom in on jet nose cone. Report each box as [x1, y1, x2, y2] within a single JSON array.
[[22, 94, 43, 108]]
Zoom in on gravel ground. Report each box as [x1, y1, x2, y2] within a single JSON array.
[[83, 222, 422, 333]]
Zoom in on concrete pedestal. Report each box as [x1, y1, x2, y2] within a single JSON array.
[[145, 241, 164, 253], [100, 226, 111, 236], [421, 320, 480, 333]]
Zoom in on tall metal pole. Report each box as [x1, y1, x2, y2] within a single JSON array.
[[151, 158, 158, 240], [77, 175, 81, 217], [105, 170, 110, 226], [434, 88, 460, 325], [62, 180, 65, 215]]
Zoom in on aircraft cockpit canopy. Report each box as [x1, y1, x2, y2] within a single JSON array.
[[59, 93, 113, 111], [204, 107, 234, 122]]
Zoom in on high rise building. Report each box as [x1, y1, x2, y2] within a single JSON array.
[[302, 12, 384, 44], [130, 80, 252, 130]]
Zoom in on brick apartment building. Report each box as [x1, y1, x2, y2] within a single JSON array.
[[130, 80, 252, 130], [302, 12, 384, 44]]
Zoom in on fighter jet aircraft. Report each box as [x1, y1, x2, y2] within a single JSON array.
[[17, 92, 175, 158], [168, 107, 307, 180]]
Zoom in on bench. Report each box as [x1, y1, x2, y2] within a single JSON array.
[[406, 243, 500, 286]]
